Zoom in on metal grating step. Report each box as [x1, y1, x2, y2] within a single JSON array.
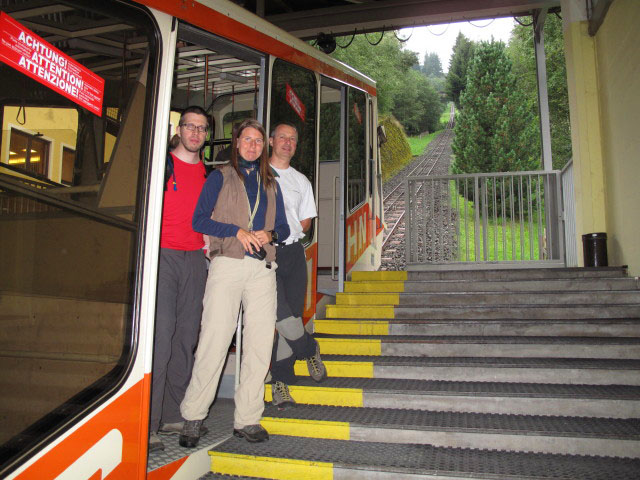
[[315, 317, 640, 337], [265, 377, 640, 418], [335, 291, 640, 306], [209, 435, 640, 479], [345, 277, 640, 293], [260, 403, 640, 457], [303, 354, 640, 368]]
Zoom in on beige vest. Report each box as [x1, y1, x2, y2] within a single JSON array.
[[208, 164, 276, 262]]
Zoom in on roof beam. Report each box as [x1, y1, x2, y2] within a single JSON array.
[[266, 0, 560, 39]]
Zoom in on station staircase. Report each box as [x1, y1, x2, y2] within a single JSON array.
[[206, 266, 640, 479]]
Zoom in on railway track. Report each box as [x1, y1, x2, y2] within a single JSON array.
[[380, 105, 455, 270]]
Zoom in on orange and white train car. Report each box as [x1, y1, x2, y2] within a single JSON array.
[[0, 0, 383, 478]]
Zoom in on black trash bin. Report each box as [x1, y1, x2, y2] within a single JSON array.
[[582, 232, 608, 267]]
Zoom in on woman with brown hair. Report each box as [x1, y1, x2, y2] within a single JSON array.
[[179, 118, 289, 448]]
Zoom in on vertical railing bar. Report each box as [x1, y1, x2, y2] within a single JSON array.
[[510, 176, 515, 260], [537, 174, 544, 259], [519, 176, 525, 261], [405, 176, 411, 265], [492, 176, 497, 261], [439, 179, 445, 262], [474, 176, 480, 262], [482, 178, 488, 261], [454, 179, 460, 261], [501, 178, 506, 261], [464, 179, 469, 262], [527, 174, 534, 260]]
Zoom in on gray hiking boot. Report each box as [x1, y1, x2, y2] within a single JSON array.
[[272, 381, 296, 410], [233, 424, 269, 443], [160, 421, 208, 436], [305, 344, 327, 382], [179, 419, 203, 448]]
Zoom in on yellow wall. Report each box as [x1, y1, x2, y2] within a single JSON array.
[[1, 107, 78, 183], [594, 0, 640, 275], [563, 0, 640, 275]]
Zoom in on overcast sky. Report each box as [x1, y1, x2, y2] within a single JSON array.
[[399, 17, 516, 73]]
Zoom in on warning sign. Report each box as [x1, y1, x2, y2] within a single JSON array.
[[286, 83, 306, 122], [0, 12, 105, 116]]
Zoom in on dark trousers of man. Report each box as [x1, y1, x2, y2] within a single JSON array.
[[150, 248, 207, 433], [270, 241, 317, 385]]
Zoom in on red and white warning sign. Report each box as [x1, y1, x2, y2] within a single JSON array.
[[0, 12, 105, 116], [286, 83, 306, 122]]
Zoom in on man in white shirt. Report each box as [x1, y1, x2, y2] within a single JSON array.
[[268, 122, 326, 409]]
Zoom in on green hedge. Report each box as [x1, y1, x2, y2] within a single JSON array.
[[379, 115, 412, 182]]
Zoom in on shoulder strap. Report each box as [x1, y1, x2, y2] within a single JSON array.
[[164, 152, 174, 191]]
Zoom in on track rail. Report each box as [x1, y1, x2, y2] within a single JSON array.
[[380, 104, 455, 268]]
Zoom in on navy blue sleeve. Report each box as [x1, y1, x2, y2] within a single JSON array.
[[192, 170, 240, 238], [273, 182, 290, 241]]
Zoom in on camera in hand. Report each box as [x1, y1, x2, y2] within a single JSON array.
[[250, 245, 267, 260]]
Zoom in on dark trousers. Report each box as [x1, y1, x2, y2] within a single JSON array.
[[150, 248, 207, 432], [270, 241, 317, 385]]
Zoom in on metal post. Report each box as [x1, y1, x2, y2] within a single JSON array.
[[534, 8, 553, 172]]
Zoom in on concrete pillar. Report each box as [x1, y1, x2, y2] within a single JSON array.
[[561, 0, 607, 266]]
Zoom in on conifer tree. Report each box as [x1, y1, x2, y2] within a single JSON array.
[[446, 33, 475, 108], [452, 40, 538, 175]]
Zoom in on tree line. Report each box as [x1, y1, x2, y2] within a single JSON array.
[[325, 15, 571, 175]]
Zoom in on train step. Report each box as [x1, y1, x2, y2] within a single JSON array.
[[291, 354, 640, 384], [263, 377, 640, 418], [351, 266, 629, 282], [314, 317, 640, 337], [258, 403, 640, 457], [325, 303, 640, 320], [208, 435, 640, 480], [344, 277, 640, 293], [335, 291, 640, 306], [311, 334, 640, 359]]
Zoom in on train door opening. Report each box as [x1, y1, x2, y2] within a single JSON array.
[[317, 80, 345, 294], [170, 23, 266, 162]]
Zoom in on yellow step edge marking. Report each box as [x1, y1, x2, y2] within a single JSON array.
[[210, 451, 333, 480], [265, 384, 363, 407], [351, 271, 407, 281], [294, 360, 374, 378], [317, 337, 381, 356], [344, 281, 406, 293], [335, 293, 400, 305], [325, 305, 395, 319], [261, 417, 350, 440], [314, 320, 389, 335]]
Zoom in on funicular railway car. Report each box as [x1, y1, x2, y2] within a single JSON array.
[[0, 0, 384, 478]]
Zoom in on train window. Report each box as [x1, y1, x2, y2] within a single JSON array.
[[347, 88, 367, 211], [269, 59, 317, 243], [319, 85, 341, 163], [0, 1, 157, 473]]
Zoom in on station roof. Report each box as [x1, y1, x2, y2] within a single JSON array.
[[233, 0, 561, 39]]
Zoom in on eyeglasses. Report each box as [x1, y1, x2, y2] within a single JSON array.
[[241, 136, 264, 145], [180, 123, 209, 134]]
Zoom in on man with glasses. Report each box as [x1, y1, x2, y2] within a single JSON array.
[[268, 122, 326, 410], [149, 106, 209, 452]]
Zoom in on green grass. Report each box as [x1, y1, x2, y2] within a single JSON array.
[[450, 182, 545, 262], [439, 103, 451, 126], [407, 131, 439, 156]]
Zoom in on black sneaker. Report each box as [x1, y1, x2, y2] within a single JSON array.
[[272, 381, 296, 410], [305, 344, 327, 382], [233, 424, 269, 443], [179, 419, 203, 448]]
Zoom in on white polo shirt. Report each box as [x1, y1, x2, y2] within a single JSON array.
[[271, 164, 317, 244]]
